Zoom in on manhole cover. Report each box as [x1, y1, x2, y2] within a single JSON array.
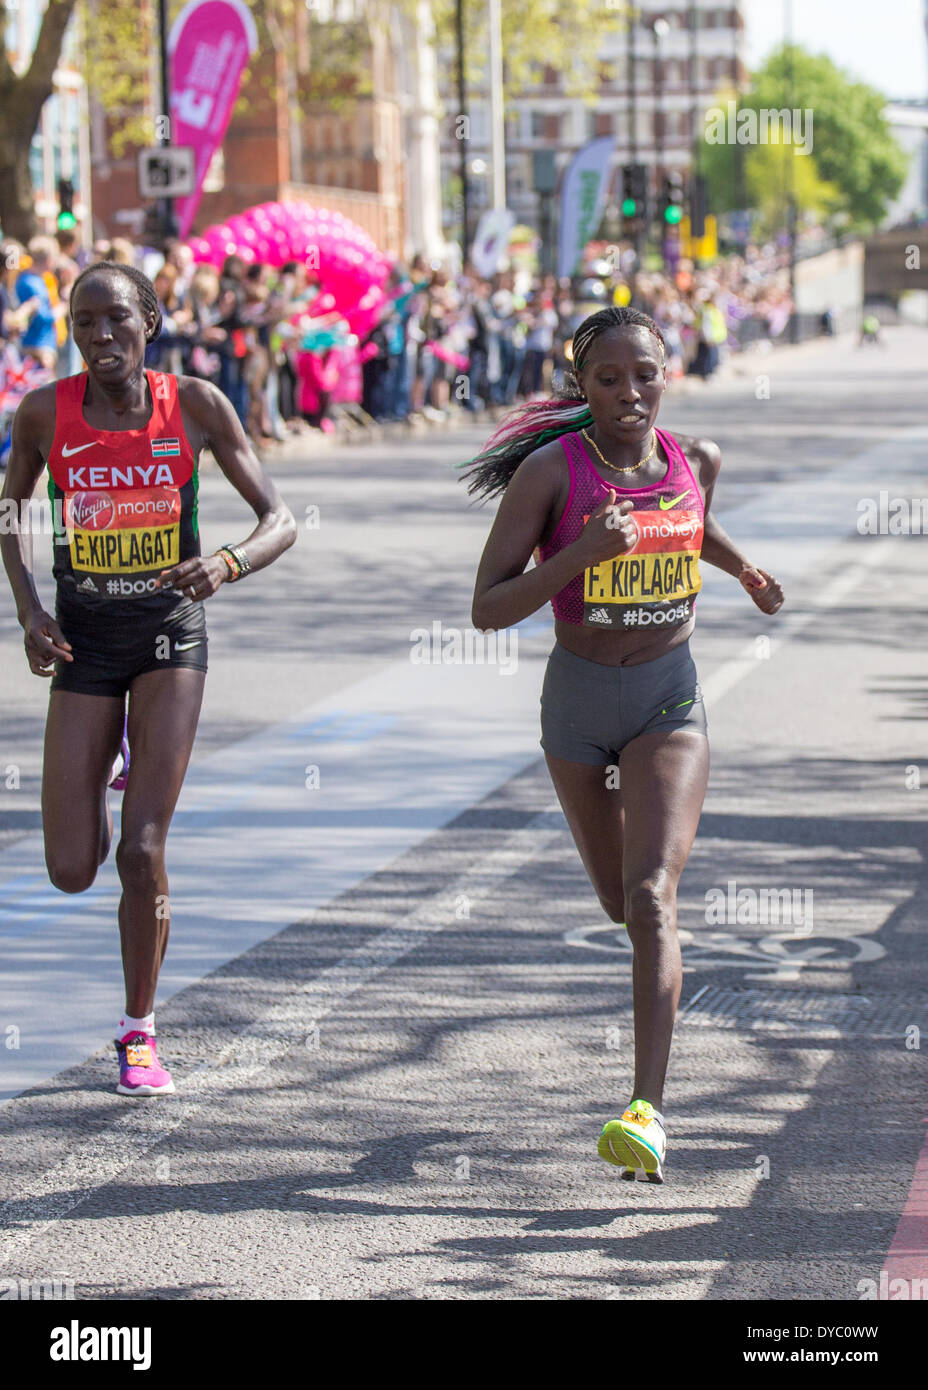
[[679, 986, 925, 1037]]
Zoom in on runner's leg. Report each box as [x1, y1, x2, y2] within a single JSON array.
[[116, 666, 206, 1018], [544, 754, 626, 922], [618, 729, 709, 1111], [42, 690, 125, 892], [547, 729, 708, 1112]]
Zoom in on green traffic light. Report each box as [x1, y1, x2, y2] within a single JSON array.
[[664, 204, 683, 225], [56, 211, 77, 230], [621, 198, 637, 217]]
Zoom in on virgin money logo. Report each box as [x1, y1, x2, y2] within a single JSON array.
[[638, 514, 700, 542], [70, 492, 114, 530]]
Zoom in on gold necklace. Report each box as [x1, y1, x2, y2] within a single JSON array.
[[582, 427, 656, 476]]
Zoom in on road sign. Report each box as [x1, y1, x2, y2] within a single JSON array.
[[137, 146, 196, 199]]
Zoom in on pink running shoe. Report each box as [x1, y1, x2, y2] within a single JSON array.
[[115, 1031, 175, 1096]]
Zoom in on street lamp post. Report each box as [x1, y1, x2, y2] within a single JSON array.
[[488, 0, 506, 212], [158, 0, 177, 241], [456, 0, 470, 257], [687, 1, 699, 174], [533, 149, 557, 276], [470, 157, 489, 221], [626, 11, 641, 266], [785, 0, 798, 342], [651, 17, 670, 268], [652, 18, 669, 180]]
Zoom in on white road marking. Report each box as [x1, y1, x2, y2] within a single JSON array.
[[0, 819, 562, 1267], [0, 657, 549, 1097], [699, 535, 890, 706]]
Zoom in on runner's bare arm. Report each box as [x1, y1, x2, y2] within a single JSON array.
[[0, 387, 74, 671], [471, 447, 634, 630], [156, 378, 297, 596], [690, 437, 784, 614]]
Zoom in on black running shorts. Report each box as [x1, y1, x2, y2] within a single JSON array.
[[50, 596, 208, 699], [540, 638, 707, 766]]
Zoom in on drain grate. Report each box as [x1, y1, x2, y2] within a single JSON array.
[[679, 986, 925, 1037]]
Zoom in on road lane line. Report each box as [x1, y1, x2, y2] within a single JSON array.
[[699, 535, 890, 705], [0, 659, 549, 1098], [0, 817, 562, 1266]]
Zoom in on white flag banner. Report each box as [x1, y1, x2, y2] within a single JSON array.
[[557, 137, 615, 280], [471, 207, 516, 278]]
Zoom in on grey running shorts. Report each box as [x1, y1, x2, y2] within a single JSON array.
[[540, 639, 707, 766]]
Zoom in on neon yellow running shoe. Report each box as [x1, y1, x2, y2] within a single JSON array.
[[598, 1099, 666, 1183]]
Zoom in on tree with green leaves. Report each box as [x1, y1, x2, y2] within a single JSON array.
[[0, 0, 81, 242], [699, 45, 907, 237]]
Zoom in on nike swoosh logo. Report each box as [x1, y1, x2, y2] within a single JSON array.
[[659, 490, 692, 510], [174, 639, 202, 651], [61, 442, 98, 457]]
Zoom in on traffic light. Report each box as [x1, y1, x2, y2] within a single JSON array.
[[56, 178, 77, 232], [662, 171, 685, 226], [621, 163, 647, 221], [142, 203, 164, 246], [690, 173, 708, 239]]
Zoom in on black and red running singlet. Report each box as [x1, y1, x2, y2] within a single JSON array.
[[46, 370, 199, 607]]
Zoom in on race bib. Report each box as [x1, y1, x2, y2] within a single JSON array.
[[64, 486, 181, 600], [583, 508, 703, 630]]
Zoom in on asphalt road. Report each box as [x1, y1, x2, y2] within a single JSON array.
[[1, 327, 927, 1305]]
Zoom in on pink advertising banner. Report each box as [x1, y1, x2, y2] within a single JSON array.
[[167, 0, 258, 239]]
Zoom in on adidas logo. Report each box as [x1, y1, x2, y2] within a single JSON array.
[[77, 576, 97, 593], [587, 607, 611, 624]]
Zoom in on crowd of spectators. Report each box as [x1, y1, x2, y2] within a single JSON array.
[[1, 224, 797, 464]]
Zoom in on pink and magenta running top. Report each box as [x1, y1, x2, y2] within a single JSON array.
[[536, 428, 704, 631]]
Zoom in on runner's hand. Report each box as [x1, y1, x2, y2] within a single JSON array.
[[575, 490, 637, 566], [157, 555, 229, 602], [739, 566, 784, 614], [24, 611, 72, 676]]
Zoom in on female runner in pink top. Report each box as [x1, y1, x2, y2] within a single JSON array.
[[464, 306, 783, 1181]]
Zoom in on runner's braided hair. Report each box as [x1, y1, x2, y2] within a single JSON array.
[[70, 261, 163, 344], [459, 305, 665, 500]]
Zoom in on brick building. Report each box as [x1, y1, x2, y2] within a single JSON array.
[[87, 0, 406, 256]]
